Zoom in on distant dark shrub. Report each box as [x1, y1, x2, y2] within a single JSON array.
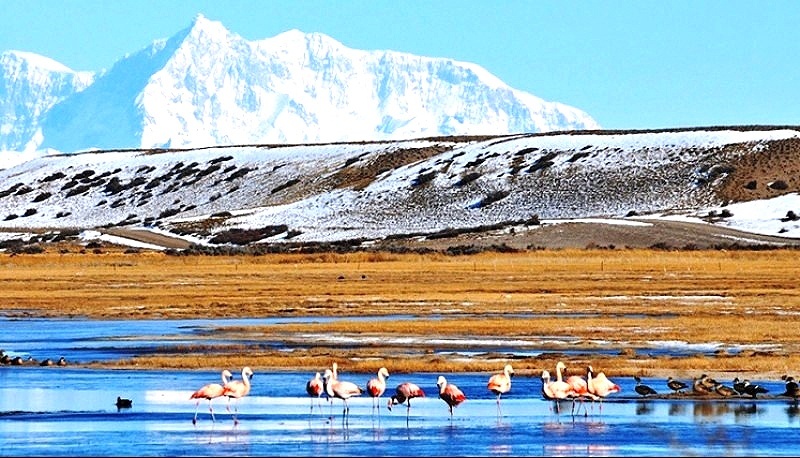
[[209, 226, 289, 245], [455, 172, 481, 187], [22, 208, 37, 217], [471, 190, 510, 209], [41, 172, 66, 182], [271, 178, 301, 194], [411, 170, 437, 187], [768, 180, 788, 190], [32, 192, 52, 203]]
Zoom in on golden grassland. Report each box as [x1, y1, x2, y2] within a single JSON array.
[[2, 246, 799, 379]]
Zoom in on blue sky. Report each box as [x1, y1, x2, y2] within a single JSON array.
[[2, 0, 798, 130]]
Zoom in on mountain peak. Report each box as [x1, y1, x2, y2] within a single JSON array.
[[3, 15, 599, 155], [184, 13, 233, 42], [1, 50, 75, 73]]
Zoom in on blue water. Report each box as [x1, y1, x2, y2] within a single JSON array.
[[1, 317, 798, 456], [1, 368, 798, 456]]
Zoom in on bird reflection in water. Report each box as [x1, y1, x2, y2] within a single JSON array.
[[693, 401, 733, 418], [733, 403, 762, 420], [635, 400, 654, 415], [668, 402, 687, 416], [787, 403, 800, 423]]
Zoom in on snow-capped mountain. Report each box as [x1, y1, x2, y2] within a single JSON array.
[[0, 51, 93, 152], [0, 126, 798, 251], [1, 14, 599, 158]]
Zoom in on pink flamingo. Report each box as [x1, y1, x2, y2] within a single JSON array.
[[222, 366, 254, 425], [560, 361, 597, 416], [366, 367, 390, 414], [541, 366, 575, 415], [587, 365, 621, 413], [437, 375, 466, 420], [306, 372, 325, 415], [189, 369, 232, 424], [323, 367, 363, 423], [388, 382, 426, 425], [487, 364, 514, 414]]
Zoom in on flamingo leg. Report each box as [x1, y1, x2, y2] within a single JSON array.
[[193, 401, 200, 424], [209, 399, 216, 422]]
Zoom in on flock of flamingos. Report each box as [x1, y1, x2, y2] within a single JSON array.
[[189, 360, 800, 425], [188, 361, 627, 425]]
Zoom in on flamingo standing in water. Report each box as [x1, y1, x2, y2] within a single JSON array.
[[541, 366, 575, 415], [189, 369, 233, 425], [487, 364, 514, 415], [366, 367, 390, 415], [223, 366, 254, 425], [323, 368, 363, 423], [587, 365, 621, 413], [560, 362, 596, 416], [306, 372, 325, 415], [437, 375, 466, 420], [388, 382, 426, 425]]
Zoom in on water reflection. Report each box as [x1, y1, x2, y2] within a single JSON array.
[[635, 401, 654, 415], [668, 402, 687, 416]]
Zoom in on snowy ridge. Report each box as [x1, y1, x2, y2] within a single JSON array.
[[0, 14, 598, 160], [0, 127, 799, 249]]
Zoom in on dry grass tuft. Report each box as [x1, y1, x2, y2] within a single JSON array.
[[3, 248, 799, 377]]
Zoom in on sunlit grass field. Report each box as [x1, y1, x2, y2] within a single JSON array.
[[2, 247, 799, 378]]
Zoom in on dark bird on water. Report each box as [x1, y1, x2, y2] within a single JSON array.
[[634, 376, 657, 397], [781, 375, 800, 401], [667, 377, 688, 394], [742, 379, 769, 399], [733, 377, 747, 395], [115, 397, 133, 409], [714, 383, 738, 397], [693, 374, 716, 395]]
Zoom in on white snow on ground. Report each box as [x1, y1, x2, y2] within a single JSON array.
[[79, 230, 167, 251], [1, 128, 799, 249]]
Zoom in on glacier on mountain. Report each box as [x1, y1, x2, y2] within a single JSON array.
[[0, 14, 599, 164]]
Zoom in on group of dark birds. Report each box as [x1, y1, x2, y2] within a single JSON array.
[[0, 350, 67, 367], [632, 374, 800, 400]]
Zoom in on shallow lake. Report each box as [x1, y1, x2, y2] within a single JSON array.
[[1, 367, 798, 456], [1, 317, 798, 456]]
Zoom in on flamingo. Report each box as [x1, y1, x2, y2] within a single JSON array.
[[541, 365, 576, 415], [387, 382, 426, 425], [437, 375, 466, 420], [189, 369, 233, 424], [487, 364, 514, 414], [222, 366, 254, 425], [587, 365, 621, 413], [323, 368, 363, 423], [366, 367, 390, 414], [560, 361, 597, 415], [306, 372, 325, 415]]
